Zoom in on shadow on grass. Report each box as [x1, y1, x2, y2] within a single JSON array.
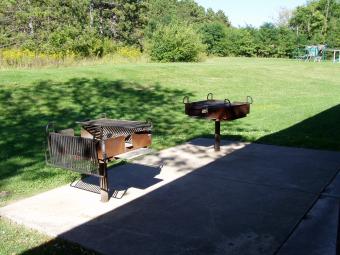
[[0, 78, 191, 184], [0, 77, 254, 190], [18, 238, 99, 255], [257, 104, 340, 151]]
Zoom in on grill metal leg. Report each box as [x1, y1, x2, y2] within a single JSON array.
[[99, 163, 109, 202], [214, 120, 221, 151]]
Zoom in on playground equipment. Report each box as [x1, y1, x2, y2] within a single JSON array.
[[331, 49, 340, 63], [296, 45, 327, 62], [296, 44, 340, 63]]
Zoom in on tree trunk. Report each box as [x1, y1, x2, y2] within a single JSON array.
[[89, 2, 94, 28], [323, 0, 330, 38], [26, 0, 34, 35]]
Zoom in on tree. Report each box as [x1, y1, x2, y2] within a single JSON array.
[[275, 7, 293, 27], [147, 22, 205, 62], [224, 28, 256, 57], [289, 0, 340, 45], [113, 0, 148, 48], [205, 8, 231, 26], [200, 22, 228, 56]]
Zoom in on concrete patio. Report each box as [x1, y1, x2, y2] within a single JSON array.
[[1, 138, 340, 255]]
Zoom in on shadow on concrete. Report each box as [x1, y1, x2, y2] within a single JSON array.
[[17, 105, 340, 255], [71, 164, 162, 199]]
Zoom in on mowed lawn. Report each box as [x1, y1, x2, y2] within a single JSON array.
[[0, 57, 340, 254]]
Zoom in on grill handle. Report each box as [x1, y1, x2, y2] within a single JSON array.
[[224, 99, 231, 105], [45, 122, 55, 165], [100, 113, 107, 118], [207, 93, 213, 101], [45, 122, 55, 134], [183, 96, 189, 104]]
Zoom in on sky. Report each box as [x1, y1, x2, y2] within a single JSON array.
[[195, 0, 307, 27]]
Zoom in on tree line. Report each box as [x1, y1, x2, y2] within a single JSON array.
[[0, 0, 339, 62]]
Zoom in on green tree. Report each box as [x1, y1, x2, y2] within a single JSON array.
[[113, 0, 148, 48], [224, 28, 256, 57], [147, 22, 205, 62], [289, 0, 340, 45], [200, 22, 228, 56]]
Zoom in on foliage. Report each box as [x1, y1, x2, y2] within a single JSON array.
[[223, 28, 257, 57], [112, 0, 148, 48], [0, 0, 146, 56], [0, 47, 144, 68], [200, 22, 228, 56], [0, 0, 339, 63], [147, 22, 205, 62], [0, 48, 76, 67], [144, 0, 229, 38], [116, 46, 142, 59], [289, 0, 340, 47]]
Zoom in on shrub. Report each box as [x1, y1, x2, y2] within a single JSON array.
[[102, 38, 118, 55], [200, 22, 228, 56], [0, 48, 76, 68], [147, 22, 205, 62], [116, 46, 142, 59], [224, 28, 256, 57]]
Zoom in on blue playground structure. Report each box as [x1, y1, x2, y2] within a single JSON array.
[[296, 45, 327, 62]]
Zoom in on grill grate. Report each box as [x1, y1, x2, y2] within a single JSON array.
[[47, 133, 100, 176], [79, 118, 152, 142]]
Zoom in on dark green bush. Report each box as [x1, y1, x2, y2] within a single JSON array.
[[224, 28, 256, 57], [148, 22, 205, 62], [200, 22, 228, 56]]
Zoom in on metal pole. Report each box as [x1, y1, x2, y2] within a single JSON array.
[[214, 120, 221, 151], [99, 127, 109, 202], [99, 162, 109, 202]]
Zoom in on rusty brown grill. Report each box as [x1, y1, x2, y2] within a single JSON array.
[[183, 93, 252, 151], [45, 117, 152, 202], [79, 118, 152, 142]]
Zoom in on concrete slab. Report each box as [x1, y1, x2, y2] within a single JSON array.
[[1, 138, 340, 255], [277, 196, 339, 255], [324, 171, 340, 198], [276, 171, 340, 255], [0, 139, 245, 237], [60, 174, 318, 255], [191, 141, 340, 193]]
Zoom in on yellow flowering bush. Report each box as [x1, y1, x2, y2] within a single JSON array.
[[116, 46, 142, 59], [0, 49, 77, 68]]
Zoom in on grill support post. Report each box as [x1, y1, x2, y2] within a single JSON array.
[[214, 120, 221, 151], [99, 163, 109, 202], [99, 133, 109, 202]]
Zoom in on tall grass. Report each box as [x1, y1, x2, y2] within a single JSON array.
[[0, 47, 147, 69]]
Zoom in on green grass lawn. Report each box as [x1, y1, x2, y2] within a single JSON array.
[[0, 57, 340, 254]]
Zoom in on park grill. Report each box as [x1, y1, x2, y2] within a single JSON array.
[[183, 93, 253, 151], [46, 117, 152, 202]]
